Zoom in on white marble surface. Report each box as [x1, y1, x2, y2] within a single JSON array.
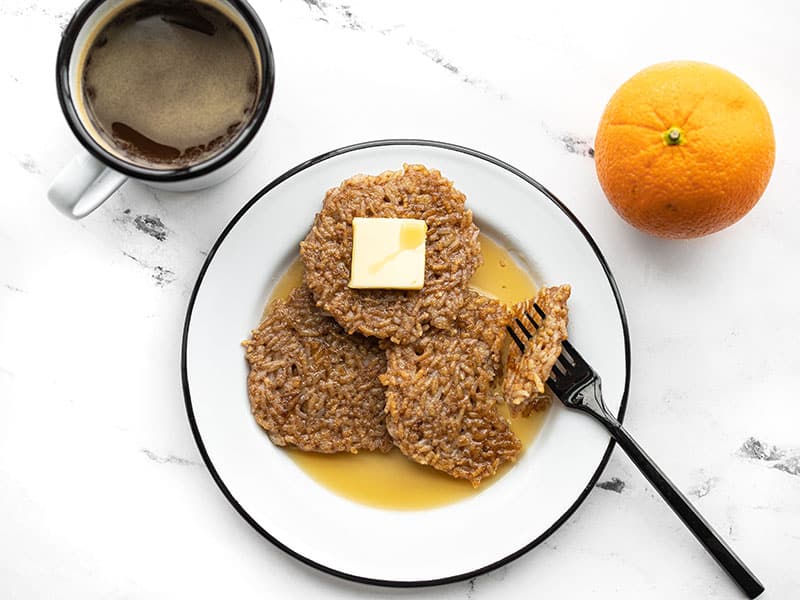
[[2, 0, 799, 598]]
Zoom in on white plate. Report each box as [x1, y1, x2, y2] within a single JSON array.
[[182, 140, 630, 586]]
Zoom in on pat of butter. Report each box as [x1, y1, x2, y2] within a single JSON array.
[[348, 217, 427, 290]]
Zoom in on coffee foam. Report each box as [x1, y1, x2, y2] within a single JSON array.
[[79, 1, 260, 169]]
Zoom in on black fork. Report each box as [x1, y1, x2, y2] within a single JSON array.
[[508, 306, 764, 599]]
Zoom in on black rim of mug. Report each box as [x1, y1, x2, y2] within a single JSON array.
[[55, 0, 275, 183]]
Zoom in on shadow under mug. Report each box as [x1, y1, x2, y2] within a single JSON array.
[[49, 0, 275, 219]]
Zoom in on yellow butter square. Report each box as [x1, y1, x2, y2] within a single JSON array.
[[348, 217, 427, 290]]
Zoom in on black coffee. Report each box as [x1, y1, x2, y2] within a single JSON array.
[[81, 1, 259, 169]]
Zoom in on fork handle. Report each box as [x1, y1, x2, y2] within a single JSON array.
[[602, 420, 764, 598]]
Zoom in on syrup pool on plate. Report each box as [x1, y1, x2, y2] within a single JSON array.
[[264, 234, 548, 510]]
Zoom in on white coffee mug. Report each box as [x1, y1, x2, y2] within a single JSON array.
[[49, 0, 275, 219]]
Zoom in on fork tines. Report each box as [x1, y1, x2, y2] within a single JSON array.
[[506, 303, 547, 353], [505, 303, 584, 391]]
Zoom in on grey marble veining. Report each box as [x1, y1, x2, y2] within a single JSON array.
[[140, 449, 201, 467], [739, 437, 800, 477], [114, 211, 171, 243]]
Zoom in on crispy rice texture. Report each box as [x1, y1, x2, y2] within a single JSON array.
[[243, 285, 392, 453], [381, 292, 521, 486], [300, 164, 482, 344]]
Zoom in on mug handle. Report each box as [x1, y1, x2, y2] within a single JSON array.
[[48, 153, 128, 219]]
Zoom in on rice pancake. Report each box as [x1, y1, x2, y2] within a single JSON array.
[[381, 292, 520, 486], [300, 164, 482, 344], [243, 285, 392, 453]]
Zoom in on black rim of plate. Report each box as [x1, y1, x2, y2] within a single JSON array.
[[181, 139, 631, 588]]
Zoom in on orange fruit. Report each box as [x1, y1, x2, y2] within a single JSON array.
[[594, 61, 775, 239]]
